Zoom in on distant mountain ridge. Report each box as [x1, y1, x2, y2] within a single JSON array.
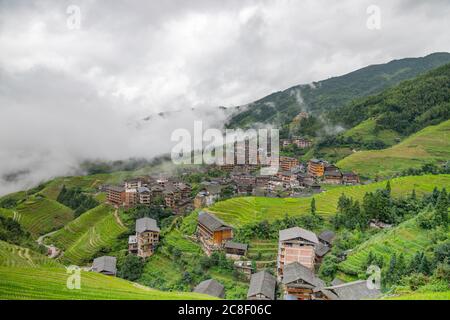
[[226, 52, 450, 128]]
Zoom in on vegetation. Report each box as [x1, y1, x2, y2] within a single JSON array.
[[57, 186, 99, 217], [208, 175, 450, 226], [46, 204, 127, 265], [227, 52, 450, 129], [0, 240, 60, 268], [0, 266, 215, 300], [337, 120, 450, 178], [0, 196, 74, 237]]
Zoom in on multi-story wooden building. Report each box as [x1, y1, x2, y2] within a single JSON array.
[[342, 172, 360, 185], [106, 186, 125, 206], [133, 217, 160, 258], [224, 241, 248, 259], [280, 156, 299, 171], [277, 227, 319, 280], [292, 137, 312, 149], [323, 169, 343, 184], [128, 235, 138, 254], [197, 211, 233, 255], [137, 187, 151, 205], [307, 159, 326, 177], [282, 261, 325, 300]]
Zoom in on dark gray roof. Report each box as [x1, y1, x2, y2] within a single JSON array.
[[247, 270, 276, 300], [282, 262, 324, 287], [136, 217, 160, 233], [193, 279, 225, 298], [331, 278, 345, 286], [279, 227, 319, 244], [314, 288, 339, 300], [318, 230, 336, 244], [198, 211, 231, 232], [315, 243, 331, 257], [224, 241, 248, 251], [324, 170, 342, 177], [92, 256, 117, 274], [325, 280, 381, 300]]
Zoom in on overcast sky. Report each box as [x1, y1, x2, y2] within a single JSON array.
[[1, 0, 449, 195]]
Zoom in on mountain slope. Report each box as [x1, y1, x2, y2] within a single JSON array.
[[337, 120, 450, 178], [208, 175, 450, 226], [0, 240, 61, 268], [0, 266, 215, 300], [227, 52, 450, 128]]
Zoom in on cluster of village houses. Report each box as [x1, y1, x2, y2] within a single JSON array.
[[89, 137, 372, 300], [91, 209, 380, 300]]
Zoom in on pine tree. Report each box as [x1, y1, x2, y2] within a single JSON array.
[[310, 198, 316, 216], [385, 180, 392, 196], [435, 188, 448, 227]]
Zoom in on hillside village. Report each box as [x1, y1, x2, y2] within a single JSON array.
[[0, 55, 449, 301]]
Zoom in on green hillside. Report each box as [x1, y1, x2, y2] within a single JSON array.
[[0, 196, 74, 237], [338, 216, 450, 277], [0, 266, 214, 300], [0, 240, 61, 268], [227, 52, 450, 128], [47, 204, 127, 265], [208, 175, 450, 227], [342, 118, 401, 147], [385, 291, 450, 300], [338, 120, 450, 178]]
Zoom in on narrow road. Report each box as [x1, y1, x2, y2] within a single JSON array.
[[36, 230, 61, 259], [113, 208, 125, 228]]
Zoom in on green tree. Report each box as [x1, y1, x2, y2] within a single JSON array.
[[118, 254, 144, 281]]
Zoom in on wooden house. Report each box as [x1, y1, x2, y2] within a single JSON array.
[[193, 279, 225, 298], [92, 256, 117, 276], [197, 211, 233, 255], [135, 217, 160, 258], [282, 261, 325, 300], [128, 235, 138, 254], [342, 172, 360, 185], [307, 159, 326, 177], [224, 241, 248, 259], [247, 270, 277, 300], [277, 227, 319, 280], [323, 170, 343, 185], [234, 260, 253, 279], [280, 156, 299, 171]]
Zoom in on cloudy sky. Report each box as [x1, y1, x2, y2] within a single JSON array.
[[1, 0, 449, 195]]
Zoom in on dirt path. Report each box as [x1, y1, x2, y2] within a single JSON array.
[[113, 208, 125, 228]]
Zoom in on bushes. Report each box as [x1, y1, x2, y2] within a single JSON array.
[[57, 186, 99, 217], [118, 254, 145, 281]]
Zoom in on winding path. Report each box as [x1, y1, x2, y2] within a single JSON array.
[[36, 230, 61, 259]]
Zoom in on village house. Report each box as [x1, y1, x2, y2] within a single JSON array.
[[236, 182, 255, 196], [307, 159, 327, 177], [150, 184, 164, 198], [124, 177, 148, 189], [277, 227, 319, 280], [234, 261, 253, 279], [124, 188, 138, 207], [193, 279, 225, 298], [247, 270, 277, 300], [224, 241, 248, 260], [279, 156, 299, 172], [282, 261, 325, 300], [106, 185, 125, 206], [292, 137, 312, 149], [131, 217, 160, 258], [194, 183, 223, 209], [318, 230, 336, 247], [323, 169, 343, 184], [342, 172, 360, 185], [314, 280, 382, 300], [230, 173, 256, 186], [276, 171, 298, 184], [197, 211, 233, 256], [91, 256, 117, 276], [137, 186, 151, 205]]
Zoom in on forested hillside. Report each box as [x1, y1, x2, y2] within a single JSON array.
[[227, 52, 450, 128]]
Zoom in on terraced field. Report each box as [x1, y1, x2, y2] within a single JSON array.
[[47, 204, 127, 265], [208, 175, 450, 226], [0, 266, 214, 300], [338, 120, 450, 178], [385, 291, 450, 300], [342, 118, 401, 147], [0, 241, 61, 268], [247, 239, 278, 269], [0, 196, 74, 237], [338, 216, 450, 276]]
